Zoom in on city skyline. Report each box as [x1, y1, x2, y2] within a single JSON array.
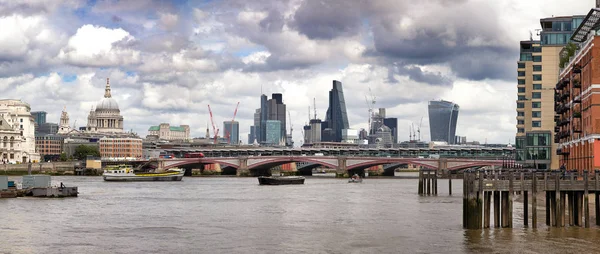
[[0, 0, 595, 145]]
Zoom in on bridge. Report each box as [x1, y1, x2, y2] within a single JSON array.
[[160, 146, 514, 159], [154, 156, 507, 176]]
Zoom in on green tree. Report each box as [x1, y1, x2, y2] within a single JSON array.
[[59, 153, 68, 162], [73, 145, 100, 160], [559, 42, 579, 68]]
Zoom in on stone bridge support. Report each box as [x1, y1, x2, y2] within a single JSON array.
[[336, 157, 347, 177], [237, 157, 249, 176], [438, 158, 448, 176]]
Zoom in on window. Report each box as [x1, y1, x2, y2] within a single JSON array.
[[532, 111, 541, 118], [518, 95, 527, 100], [533, 65, 542, 71], [517, 102, 525, 108], [516, 137, 525, 149], [518, 87, 526, 93], [532, 92, 541, 99], [533, 74, 542, 81], [518, 128, 525, 133], [533, 55, 542, 62], [518, 120, 525, 125], [518, 79, 525, 85], [533, 84, 542, 90], [532, 47, 542, 53], [518, 62, 525, 68], [532, 121, 541, 127], [532, 102, 541, 108], [517, 111, 525, 116], [518, 71, 526, 77], [19, 119, 22, 123]]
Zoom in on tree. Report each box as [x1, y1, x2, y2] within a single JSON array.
[[559, 42, 579, 68], [59, 153, 68, 162], [73, 145, 100, 160]]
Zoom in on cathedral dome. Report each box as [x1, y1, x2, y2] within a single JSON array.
[[96, 97, 120, 112]]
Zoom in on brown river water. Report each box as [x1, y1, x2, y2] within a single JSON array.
[[1, 174, 600, 254]]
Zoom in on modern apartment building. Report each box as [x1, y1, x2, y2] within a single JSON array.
[[555, 9, 600, 173], [516, 15, 584, 170]]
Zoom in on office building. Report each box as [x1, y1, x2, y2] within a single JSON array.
[[265, 120, 281, 145], [517, 15, 584, 170], [383, 117, 398, 144], [37, 123, 58, 136], [99, 137, 143, 159], [324, 80, 349, 142], [268, 93, 286, 142], [147, 123, 190, 141], [35, 134, 64, 161], [428, 100, 459, 144], [555, 9, 600, 173], [259, 94, 268, 143], [0, 99, 40, 163], [31, 111, 46, 127], [223, 121, 240, 145]]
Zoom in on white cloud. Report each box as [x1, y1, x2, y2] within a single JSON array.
[[58, 24, 140, 67]]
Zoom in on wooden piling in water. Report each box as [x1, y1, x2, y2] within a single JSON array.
[[494, 191, 500, 228], [448, 174, 452, 196], [484, 191, 491, 228], [532, 171, 537, 228], [596, 171, 600, 226], [584, 170, 590, 228], [555, 172, 563, 227], [426, 170, 431, 196], [418, 170, 423, 195], [545, 172, 550, 226], [524, 189, 528, 227], [508, 170, 513, 228]]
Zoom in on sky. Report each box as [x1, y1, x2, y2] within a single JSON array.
[[0, 0, 595, 145]]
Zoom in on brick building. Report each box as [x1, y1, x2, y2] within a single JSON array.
[[555, 8, 600, 173], [99, 137, 143, 160]]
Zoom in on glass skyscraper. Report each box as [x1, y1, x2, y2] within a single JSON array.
[[223, 121, 239, 145], [265, 120, 281, 145], [324, 80, 349, 142], [428, 100, 459, 144]]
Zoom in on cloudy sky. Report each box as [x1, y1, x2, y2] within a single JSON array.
[[0, 0, 594, 145]]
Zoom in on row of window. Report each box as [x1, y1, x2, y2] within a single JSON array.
[[516, 120, 541, 127], [517, 102, 542, 108], [516, 111, 541, 118], [517, 65, 542, 72], [518, 85, 542, 92]]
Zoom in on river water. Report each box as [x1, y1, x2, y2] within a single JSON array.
[[2, 174, 600, 254]]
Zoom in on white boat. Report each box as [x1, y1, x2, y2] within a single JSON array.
[[102, 165, 184, 182], [348, 176, 363, 183]]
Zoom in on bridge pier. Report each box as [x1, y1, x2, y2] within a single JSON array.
[[237, 158, 250, 177], [336, 157, 347, 178]]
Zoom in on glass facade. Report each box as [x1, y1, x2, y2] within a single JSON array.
[[223, 121, 239, 145], [428, 100, 459, 144], [324, 80, 349, 142], [265, 120, 281, 144]]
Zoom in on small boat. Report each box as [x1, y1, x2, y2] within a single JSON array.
[[348, 178, 363, 183], [258, 176, 305, 185], [103, 165, 184, 182]]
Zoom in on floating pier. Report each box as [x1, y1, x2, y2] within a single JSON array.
[[461, 169, 600, 229]]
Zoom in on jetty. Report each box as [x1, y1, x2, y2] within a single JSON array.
[[460, 169, 600, 229]]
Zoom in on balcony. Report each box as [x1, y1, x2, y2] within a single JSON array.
[[573, 80, 581, 88], [573, 112, 582, 118], [573, 97, 581, 103], [573, 64, 582, 74], [554, 126, 560, 132], [556, 148, 570, 155]]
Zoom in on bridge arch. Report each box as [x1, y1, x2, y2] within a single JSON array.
[[246, 157, 337, 171], [447, 161, 503, 171], [346, 159, 438, 171], [163, 158, 240, 170]]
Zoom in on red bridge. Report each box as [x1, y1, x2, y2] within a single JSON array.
[[152, 156, 505, 176]]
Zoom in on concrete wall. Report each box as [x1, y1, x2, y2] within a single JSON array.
[[0, 162, 75, 175]]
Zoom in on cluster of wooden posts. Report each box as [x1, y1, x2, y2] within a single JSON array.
[[418, 169, 439, 195], [463, 169, 600, 229]]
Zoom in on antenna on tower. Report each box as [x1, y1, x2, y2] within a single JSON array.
[[313, 98, 317, 120], [308, 106, 311, 123], [418, 117, 423, 142]]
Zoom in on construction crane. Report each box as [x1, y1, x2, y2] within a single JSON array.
[[418, 117, 423, 141], [226, 102, 240, 144], [207, 104, 219, 144], [365, 87, 376, 134]]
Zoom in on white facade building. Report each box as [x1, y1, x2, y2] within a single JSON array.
[[0, 99, 40, 163], [57, 107, 78, 135], [147, 123, 190, 141], [86, 78, 124, 133]]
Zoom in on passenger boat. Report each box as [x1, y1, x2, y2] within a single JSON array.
[[348, 178, 363, 183], [102, 165, 184, 182], [258, 176, 305, 185]]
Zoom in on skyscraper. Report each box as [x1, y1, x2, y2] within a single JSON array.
[[324, 80, 349, 142], [268, 93, 286, 141], [428, 100, 459, 144], [265, 120, 281, 144], [259, 94, 268, 143], [31, 111, 47, 127], [383, 117, 398, 144], [223, 121, 239, 145]]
